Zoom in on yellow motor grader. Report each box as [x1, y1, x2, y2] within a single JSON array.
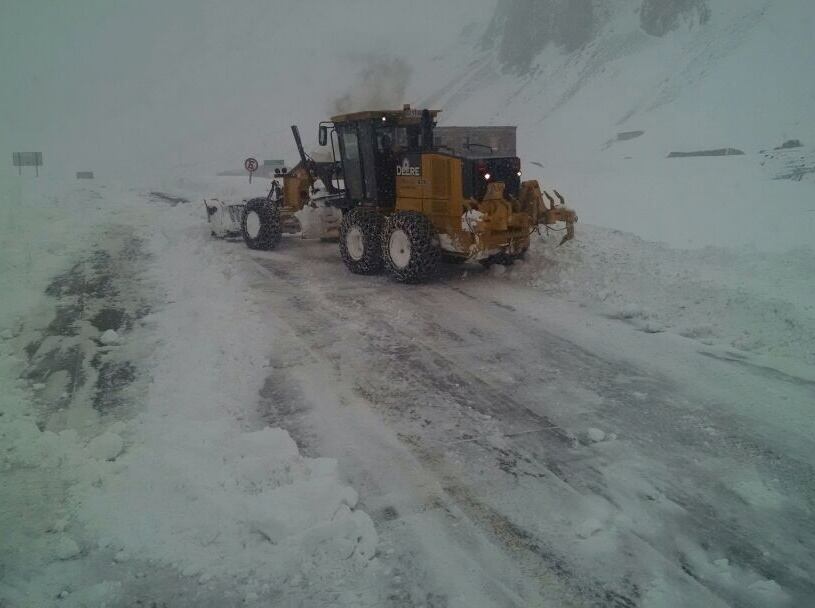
[[239, 105, 576, 282]]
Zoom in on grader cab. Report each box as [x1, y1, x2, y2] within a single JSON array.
[[240, 105, 576, 283]]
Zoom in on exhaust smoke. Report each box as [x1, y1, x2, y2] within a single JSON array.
[[332, 56, 413, 115]]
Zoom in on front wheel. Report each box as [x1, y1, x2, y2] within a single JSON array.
[[382, 211, 440, 283], [242, 198, 281, 250]]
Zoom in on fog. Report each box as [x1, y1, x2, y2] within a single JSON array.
[[1, 0, 487, 180], [3, 0, 812, 184]]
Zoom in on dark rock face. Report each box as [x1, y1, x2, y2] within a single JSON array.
[[640, 0, 710, 37], [483, 0, 596, 74], [483, 0, 711, 73]]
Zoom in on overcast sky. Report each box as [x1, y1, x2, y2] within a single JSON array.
[[1, 0, 492, 178]]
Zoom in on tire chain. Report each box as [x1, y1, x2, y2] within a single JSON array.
[[339, 208, 385, 274], [382, 211, 441, 283], [242, 198, 282, 250]]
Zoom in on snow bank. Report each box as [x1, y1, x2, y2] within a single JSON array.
[[0, 176, 103, 333], [505, 224, 815, 369], [77, 187, 379, 602], [0, 178, 379, 606]]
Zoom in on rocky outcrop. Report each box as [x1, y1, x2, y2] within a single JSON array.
[[483, 0, 711, 73], [482, 0, 595, 73], [640, 0, 710, 37]]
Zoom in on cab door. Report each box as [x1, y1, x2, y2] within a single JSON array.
[[338, 125, 364, 202], [357, 121, 379, 202]]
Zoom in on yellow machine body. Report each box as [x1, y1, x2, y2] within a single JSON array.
[[394, 153, 575, 260], [250, 107, 577, 269]]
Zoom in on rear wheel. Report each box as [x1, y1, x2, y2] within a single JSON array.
[[339, 208, 384, 274], [382, 211, 440, 283], [242, 198, 281, 250]]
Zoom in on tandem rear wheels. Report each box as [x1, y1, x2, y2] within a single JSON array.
[[339, 209, 441, 283]]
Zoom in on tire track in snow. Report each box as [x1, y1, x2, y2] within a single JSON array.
[[237, 237, 814, 606], [242, 250, 648, 606]]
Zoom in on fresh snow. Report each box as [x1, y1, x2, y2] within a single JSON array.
[[2, 0, 815, 606], [2, 174, 813, 606], [0, 179, 382, 606], [508, 224, 815, 371]]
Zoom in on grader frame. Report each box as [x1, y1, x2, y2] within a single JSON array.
[[239, 105, 576, 282]]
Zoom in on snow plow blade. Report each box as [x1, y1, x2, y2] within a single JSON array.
[[520, 181, 578, 245], [204, 199, 245, 238]]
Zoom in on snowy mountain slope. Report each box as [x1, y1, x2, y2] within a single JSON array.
[[420, 0, 815, 250], [431, 0, 814, 152]]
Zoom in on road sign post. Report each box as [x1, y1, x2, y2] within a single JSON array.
[[244, 157, 259, 183]]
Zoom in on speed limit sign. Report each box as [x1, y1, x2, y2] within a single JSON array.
[[244, 157, 259, 182]]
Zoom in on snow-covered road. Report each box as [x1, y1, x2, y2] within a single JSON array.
[[237, 234, 814, 607], [2, 180, 812, 607]]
